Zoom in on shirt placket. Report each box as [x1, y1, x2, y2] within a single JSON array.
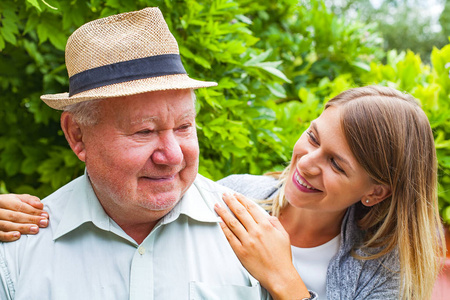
[[129, 228, 158, 300]]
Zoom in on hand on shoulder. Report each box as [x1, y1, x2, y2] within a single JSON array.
[[214, 193, 311, 300], [0, 194, 49, 242]]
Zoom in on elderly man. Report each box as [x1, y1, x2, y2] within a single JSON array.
[[0, 7, 270, 300]]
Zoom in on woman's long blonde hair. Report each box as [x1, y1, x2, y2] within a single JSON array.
[[265, 86, 445, 299]]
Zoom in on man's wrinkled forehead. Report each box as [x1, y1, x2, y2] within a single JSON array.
[[129, 111, 197, 126], [96, 89, 196, 126]]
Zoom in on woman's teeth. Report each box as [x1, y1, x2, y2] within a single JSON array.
[[295, 173, 316, 190]]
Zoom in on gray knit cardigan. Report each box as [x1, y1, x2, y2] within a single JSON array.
[[218, 174, 400, 300]]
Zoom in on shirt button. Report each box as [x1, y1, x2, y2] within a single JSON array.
[[138, 246, 145, 255]]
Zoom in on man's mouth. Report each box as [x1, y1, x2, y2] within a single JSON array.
[[142, 174, 176, 181]]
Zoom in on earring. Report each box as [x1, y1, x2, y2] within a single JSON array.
[[365, 199, 370, 204]]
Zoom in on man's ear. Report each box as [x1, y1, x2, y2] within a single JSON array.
[[61, 112, 86, 162], [362, 184, 392, 207]]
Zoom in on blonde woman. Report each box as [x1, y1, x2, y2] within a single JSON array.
[[0, 86, 445, 299], [214, 86, 445, 299]]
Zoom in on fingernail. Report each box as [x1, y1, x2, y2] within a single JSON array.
[[30, 225, 39, 233], [40, 213, 49, 218], [39, 218, 48, 227], [13, 232, 20, 238]]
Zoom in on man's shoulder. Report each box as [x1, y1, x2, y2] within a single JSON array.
[[188, 174, 239, 209], [217, 174, 279, 200], [42, 175, 85, 206], [193, 174, 234, 195], [0, 179, 87, 290], [34, 175, 87, 238]]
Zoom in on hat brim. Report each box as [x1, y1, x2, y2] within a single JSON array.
[[41, 73, 217, 110]]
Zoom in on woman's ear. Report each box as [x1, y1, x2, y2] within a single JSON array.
[[61, 112, 86, 162], [362, 184, 392, 207]]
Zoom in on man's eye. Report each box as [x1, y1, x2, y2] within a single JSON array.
[[136, 129, 154, 134], [178, 124, 192, 131]]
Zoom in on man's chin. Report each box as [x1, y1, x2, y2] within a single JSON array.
[[138, 193, 182, 211]]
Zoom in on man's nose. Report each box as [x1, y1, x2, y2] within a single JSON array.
[[151, 131, 183, 165]]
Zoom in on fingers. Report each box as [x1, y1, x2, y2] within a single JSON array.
[[268, 216, 290, 238], [15, 194, 44, 210], [0, 218, 43, 242], [0, 231, 21, 242], [233, 193, 270, 224], [214, 202, 248, 242], [222, 193, 259, 231], [0, 220, 40, 235], [0, 209, 48, 227], [0, 194, 49, 242], [0, 194, 47, 217], [218, 219, 243, 251]]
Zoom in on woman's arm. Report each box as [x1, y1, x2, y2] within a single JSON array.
[[0, 194, 49, 241], [214, 193, 313, 300]]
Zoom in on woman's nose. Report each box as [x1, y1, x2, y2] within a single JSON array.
[[296, 150, 321, 177]]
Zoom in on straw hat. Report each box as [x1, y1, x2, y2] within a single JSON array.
[[41, 7, 217, 110]]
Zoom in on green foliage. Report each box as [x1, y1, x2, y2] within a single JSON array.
[[440, 0, 450, 38], [329, 0, 450, 63], [1, 0, 450, 223], [356, 46, 450, 223]]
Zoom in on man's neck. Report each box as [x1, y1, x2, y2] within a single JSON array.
[[89, 180, 173, 244], [118, 221, 159, 244]]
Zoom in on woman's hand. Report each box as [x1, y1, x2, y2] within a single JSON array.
[[214, 193, 310, 300], [0, 194, 49, 242]]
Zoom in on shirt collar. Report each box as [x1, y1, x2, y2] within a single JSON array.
[[160, 174, 221, 225], [53, 172, 119, 240]]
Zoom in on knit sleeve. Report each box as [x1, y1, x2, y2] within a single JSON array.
[[217, 174, 279, 200]]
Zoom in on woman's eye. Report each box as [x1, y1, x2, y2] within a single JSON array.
[[306, 130, 319, 145], [331, 158, 346, 174]]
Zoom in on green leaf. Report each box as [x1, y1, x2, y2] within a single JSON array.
[[26, 0, 42, 12], [351, 61, 371, 72], [48, 31, 67, 51], [24, 13, 40, 34], [0, 25, 17, 45], [259, 66, 292, 83], [267, 83, 287, 98], [244, 50, 273, 66], [0, 36, 5, 50], [36, 23, 49, 44]]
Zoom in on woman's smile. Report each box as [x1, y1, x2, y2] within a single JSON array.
[[292, 169, 322, 193]]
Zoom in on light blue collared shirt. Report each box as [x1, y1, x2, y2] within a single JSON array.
[[0, 174, 269, 300]]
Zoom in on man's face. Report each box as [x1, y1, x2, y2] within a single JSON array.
[[79, 89, 199, 223]]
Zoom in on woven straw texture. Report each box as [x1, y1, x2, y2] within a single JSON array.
[[41, 7, 217, 110]]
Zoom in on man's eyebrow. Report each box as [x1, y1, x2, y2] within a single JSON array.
[[180, 111, 196, 120], [130, 111, 196, 126], [311, 121, 354, 173], [130, 116, 157, 125]]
